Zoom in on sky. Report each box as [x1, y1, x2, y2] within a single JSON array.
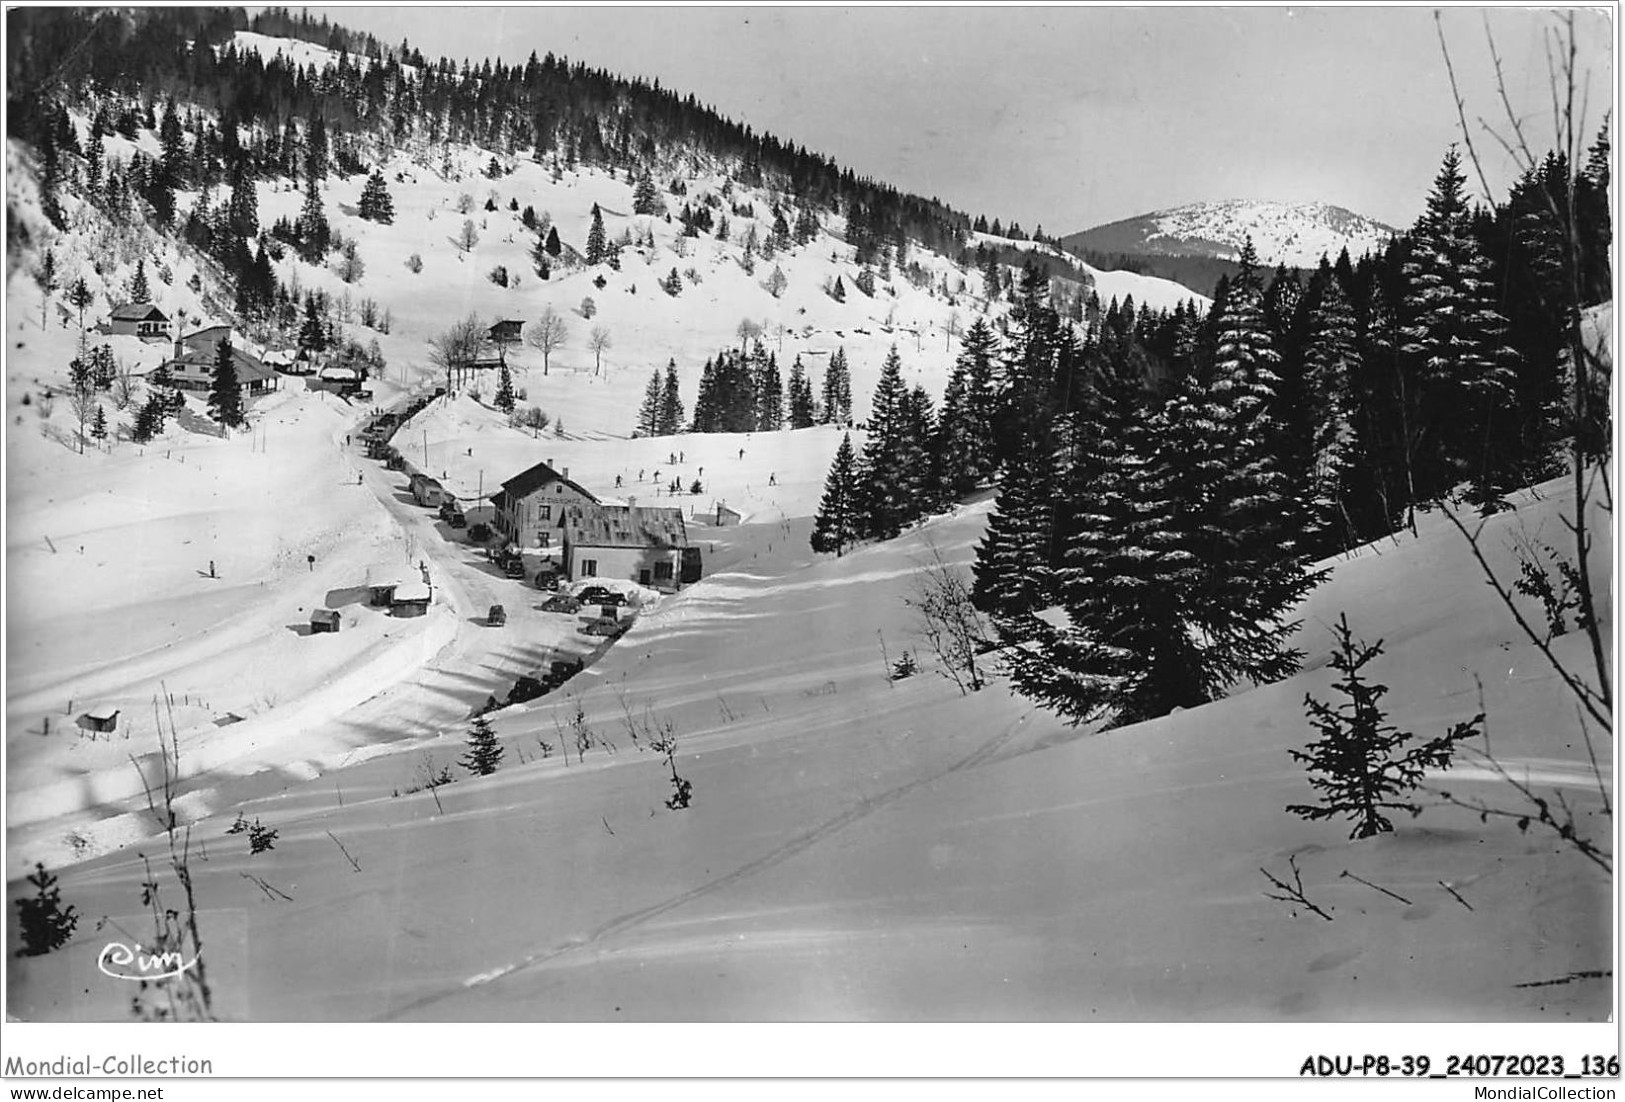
[[304, 5, 1615, 232]]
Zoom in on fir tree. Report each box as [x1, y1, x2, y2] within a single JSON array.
[[129, 259, 151, 303], [494, 359, 516, 413], [756, 353, 784, 430], [637, 368, 663, 436], [821, 346, 852, 424], [811, 433, 859, 556], [659, 359, 684, 435], [585, 202, 607, 265], [90, 404, 107, 444], [786, 355, 816, 428], [358, 169, 394, 224], [853, 346, 914, 539], [1287, 614, 1481, 838], [1400, 147, 1519, 508], [460, 715, 504, 776], [1300, 269, 1361, 551], [296, 161, 331, 263], [632, 172, 660, 215], [208, 336, 244, 428], [14, 863, 78, 957]]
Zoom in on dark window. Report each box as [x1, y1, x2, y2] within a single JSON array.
[[654, 561, 673, 580], [538, 504, 552, 520], [581, 558, 597, 577], [538, 532, 550, 547]]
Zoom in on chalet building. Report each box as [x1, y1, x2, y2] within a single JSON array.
[[107, 303, 170, 340], [162, 327, 280, 398], [491, 461, 597, 549], [488, 319, 524, 346], [561, 503, 690, 591], [390, 579, 432, 617], [317, 364, 365, 395]]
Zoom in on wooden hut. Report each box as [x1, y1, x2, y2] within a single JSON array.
[[310, 609, 341, 633], [389, 579, 432, 617], [367, 578, 403, 606], [75, 705, 120, 734]]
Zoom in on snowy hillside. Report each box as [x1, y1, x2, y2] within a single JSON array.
[[7, 468, 1611, 1027], [1066, 199, 1397, 268]]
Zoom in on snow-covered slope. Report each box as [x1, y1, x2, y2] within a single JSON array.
[[1066, 199, 1397, 268], [7, 469, 1610, 1027]]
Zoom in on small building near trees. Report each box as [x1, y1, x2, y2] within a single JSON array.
[[108, 303, 170, 340]]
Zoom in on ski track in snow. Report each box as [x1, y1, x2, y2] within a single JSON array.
[[380, 713, 1029, 1019]]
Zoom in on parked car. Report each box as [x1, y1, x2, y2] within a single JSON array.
[[581, 616, 625, 638], [550, 657, 584, 681], [534, 567, 561, 591], [540, 594, 581, 614], [577, 585, 626, 607], [503, 558, 527, 579], [487, 604, 506, 626]]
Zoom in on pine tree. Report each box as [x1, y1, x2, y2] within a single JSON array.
[[90, 404, 107, 444], [1287, 614, 1481, 838], [208, 336, 244, 428], [296, 161, 330, 263], [637, 369, 663, 436], [1003, 331, 1201, 724], [632, 172, 660, 215], [1301, 270, 1361, 551], [821, 346, 851, 424], [811, 432, 859, 556], [756, 353, 784, 430], [1152, 241, 1321, 698], [358, 169, 394, 224], [971, 422, 1060, 621], [460, 715, 504, 776], [129, 259, 151, 303], [494, 359, 516, 413], [299, 297, 328, 353], [585, 202, 607, 265], [853, 346, 912, 539], [659, 359, 684, 435], [786, 355, 815, 428], [14, 863, 78, 956], [1401, 147, 1519, 508]]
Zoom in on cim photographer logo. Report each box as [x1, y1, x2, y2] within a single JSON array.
[[96, 940, 199, 982]]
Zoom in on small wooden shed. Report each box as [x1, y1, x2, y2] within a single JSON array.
[[367, 578, 402, 606], [390, 579, 432, 617], [310, 609, 341, 633], [76, 706, 120, 734], [711, 502, 742, 527]]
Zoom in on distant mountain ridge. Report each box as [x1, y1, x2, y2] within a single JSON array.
[[1063, 199, 1397, 270]]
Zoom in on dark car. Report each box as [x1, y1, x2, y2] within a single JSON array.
[[540, 594, 581, 614], [502, 557, 527, 579], [576, 585, 612, 604], [487, 604, 506, 626], [534, 567, 561, 591], [580, 616, 625, 638]]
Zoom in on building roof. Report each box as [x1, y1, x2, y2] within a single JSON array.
[[319, 365, 362, 381], [80, 704, 121, 721], [110, 303, 167, 322], [180, 325, 233, 351], [311, 609, 341, 625], [165, 345, 277, 385], [564, 504, 688, 550], [498, 460, 597, 504], [391, 580, 431, 602]]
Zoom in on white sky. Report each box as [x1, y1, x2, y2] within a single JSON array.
[[306, 5, 1614, 232]]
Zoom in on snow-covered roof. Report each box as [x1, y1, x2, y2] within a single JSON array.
[[565, 504, 687, 550], [390, 580, 431, 602], [110, 303, 166, 322]]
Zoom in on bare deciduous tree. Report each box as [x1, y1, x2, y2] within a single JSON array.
[[904, 541, 990, 695], [528, 306, 568, 376], [588, 325, 612, 375], [428, 313, 487, 393], [456, 219, 479, 257]]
